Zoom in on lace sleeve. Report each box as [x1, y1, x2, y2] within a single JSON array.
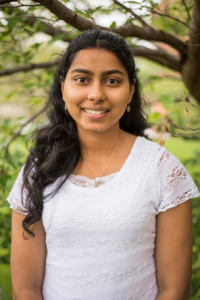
[[156, 148, 200, 214], [7, 165, 29, 215]]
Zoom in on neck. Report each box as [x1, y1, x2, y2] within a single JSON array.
[[77, 124, 121, 160]]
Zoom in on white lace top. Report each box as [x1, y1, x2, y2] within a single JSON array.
[[7, 136, 200, 300]]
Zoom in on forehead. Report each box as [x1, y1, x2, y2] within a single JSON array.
[[69, 48, 126, 72]]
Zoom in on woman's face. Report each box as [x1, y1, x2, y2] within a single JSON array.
[[61, 48, 135, 134]]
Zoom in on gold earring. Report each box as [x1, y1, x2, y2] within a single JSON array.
[[64, 103, 67, 111], [127, 104, 131, 112]]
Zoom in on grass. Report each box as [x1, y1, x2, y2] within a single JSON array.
[[164, 137, 200, 161], [0, 264, 12, 300]]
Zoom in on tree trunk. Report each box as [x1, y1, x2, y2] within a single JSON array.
[[181, 0, 200, 103]]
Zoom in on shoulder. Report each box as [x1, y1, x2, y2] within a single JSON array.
[[130, 136, 186, 179], [134, 137, 185, 177], [121, 132, 161, 157], [136, 136, 160, 150], [133, 136, 165, 163]]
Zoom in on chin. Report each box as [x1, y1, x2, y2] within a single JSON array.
[[77, 120, 119, 133], [85, 127, 108, 133], [77, 124, 110, 133]]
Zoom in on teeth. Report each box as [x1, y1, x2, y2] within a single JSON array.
[[84, 109, 107, 115]]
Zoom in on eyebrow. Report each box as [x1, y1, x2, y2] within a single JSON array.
[[71, 68, 124, 76]]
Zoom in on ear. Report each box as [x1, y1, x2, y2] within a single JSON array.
[[61, 82, 64, 98], [128, 82, 135, 103], [60, 76, 64, 95]]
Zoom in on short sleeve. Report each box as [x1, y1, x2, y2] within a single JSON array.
[[7, 165, 29, 215], [156, 148, 200, 214]]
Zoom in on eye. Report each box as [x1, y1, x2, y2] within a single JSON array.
[[75, 77, 88, 83], [107, 78, 120, 84]]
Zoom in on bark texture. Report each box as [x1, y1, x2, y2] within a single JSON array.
[[181, 0, 200, 102]]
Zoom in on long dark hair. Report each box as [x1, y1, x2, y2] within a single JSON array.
[[22, 29, 148, 236]]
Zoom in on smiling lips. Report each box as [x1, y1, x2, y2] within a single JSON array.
[[83, 108, 109, 115], [82, 108, 109, 119]]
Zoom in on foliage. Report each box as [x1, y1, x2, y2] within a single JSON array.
[[0, 118, 29, 265], [0, 264, 12, 300]]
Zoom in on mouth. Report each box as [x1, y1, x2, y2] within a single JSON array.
[[81, 108, 109, 115]]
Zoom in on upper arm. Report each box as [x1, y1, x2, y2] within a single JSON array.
[[11, 210, 46, 294], [155, 200, 192, 298]]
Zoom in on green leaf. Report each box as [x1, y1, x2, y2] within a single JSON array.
[[124, 1, 139, 4], [31, 42, 42, 50], [33, 19, 42, 30], [125, 17, 132, 24], [11, 8, 21, 17], [24, 82, 37, 88], [148, 111, 161, 122], [4, 7, 9, 14], [167, 111, 178, 120], [0, 206, 10, 217], [48, 34, 67, 45], [147, 75, 162, 81], [161, 94, 173, 110], [7, 153, 18, 169], [110, 21, 116, 28], [90, 6, 102, 13], [6, 90, 17, 100], [0, 248, 10, 258]]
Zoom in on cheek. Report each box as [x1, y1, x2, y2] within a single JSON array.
[[63, 85, 83, 105], [110, 88, 130, 107]]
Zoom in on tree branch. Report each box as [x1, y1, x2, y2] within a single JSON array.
[[150, 9, 189, 28], [4, 5, 73, 43], [0, 0, 17, 3], [0, 47, 181, 77], [180, 96, 200, 110], [113, 23, 186, 54], [168, 119, 200, 131], [0, 16, 55, 22], [0, 61, 59, 77], [34, 0, 186, 54], [2, 102, 49, 167], [35, 0, 100, 31], [0, 4, 42, 7], [170, 132, 200, 137], [187, 99, 200, 110], [182, 0, 191, 21], [132, 46, 181, 71], [113, 0, 149, 27]]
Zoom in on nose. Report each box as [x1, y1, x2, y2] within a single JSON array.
[[87, 82, 105, 102]]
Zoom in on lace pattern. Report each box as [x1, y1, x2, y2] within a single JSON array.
[[7, 166, 29, 214], [68, 172, 118, 188], [156, 148, 200, 213], [46, 257, 155, 287], [42, 280, 158, 300], [163, 165, 187, 192], [44, 206, 155, 231], [46, 234, 155, 257]]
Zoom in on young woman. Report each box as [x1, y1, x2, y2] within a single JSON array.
[[8, 30, 199, 300]]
